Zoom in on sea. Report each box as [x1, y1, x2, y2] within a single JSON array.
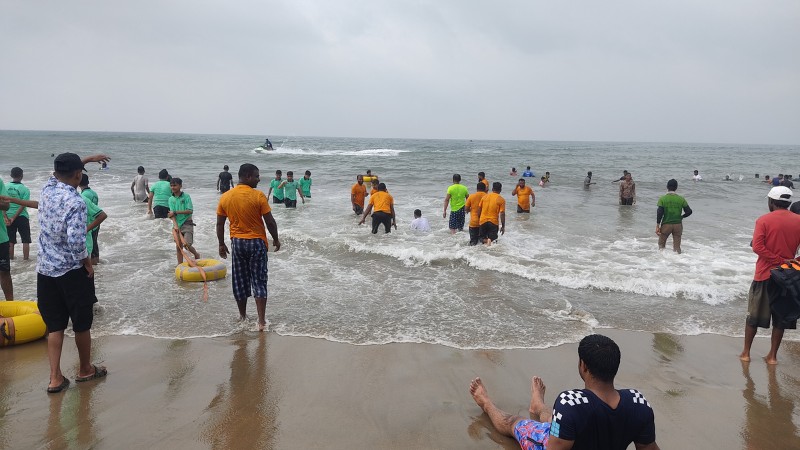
[[0, 130, 797, 349]]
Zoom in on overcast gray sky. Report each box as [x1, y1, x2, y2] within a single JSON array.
[[1, 0, 798, 144]]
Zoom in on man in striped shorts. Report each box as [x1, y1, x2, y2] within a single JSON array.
[[216, 163, 280, 331]]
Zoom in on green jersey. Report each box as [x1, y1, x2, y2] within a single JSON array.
[[151, 180, 172, 208], [168, 192, 194, 228], [447, 183, 469, 211], [81, 187, 99, 206], [0, 179, 8, 243], [283, 180, 300, 201], [298, 177, 312, 197], [84, 197, 103, 256], [270, 179, 285, 200], [657, 193, 689, 224], [7, 181, 30, 218]]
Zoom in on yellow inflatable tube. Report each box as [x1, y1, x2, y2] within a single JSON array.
[[363, 176, 378, 183], [175, 259, 227, 282], [0, 301, 47, 347]]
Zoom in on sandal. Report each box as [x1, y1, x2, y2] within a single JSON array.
[[75, 364, 108, 383], [47, 377, 70, 393]]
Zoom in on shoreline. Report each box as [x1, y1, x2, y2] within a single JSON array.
[[1, 330, 799, 448]]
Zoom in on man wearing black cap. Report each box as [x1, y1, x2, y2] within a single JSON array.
[[38, 152, 110, 393]]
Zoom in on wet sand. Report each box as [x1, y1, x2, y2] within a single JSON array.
[[1, 329, 799, 449]]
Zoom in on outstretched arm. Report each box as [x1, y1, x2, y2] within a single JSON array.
[[81, 154, 110, 165], [358, 204, 374, 225], [0, 196, 38, 209]]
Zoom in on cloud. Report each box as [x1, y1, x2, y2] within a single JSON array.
[[1, 0, 798, 144]]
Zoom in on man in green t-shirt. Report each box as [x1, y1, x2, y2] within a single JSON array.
[[443, 173, 470, 234], [298, 170, 313, 198], [80, 174, 102, 264], [0, 177, 12, 299], [656, 179, 693, 254], [278, 171, 305, 208], [168, 178, 200, 264], [148, 169, 173, 218], [267, 170, 284, 204], [6, 167, 32, 260]]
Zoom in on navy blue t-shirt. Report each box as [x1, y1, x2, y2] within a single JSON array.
[[549, 388, 656, 449]]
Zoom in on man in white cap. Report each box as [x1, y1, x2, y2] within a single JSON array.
[[740, 186, 800, 365]]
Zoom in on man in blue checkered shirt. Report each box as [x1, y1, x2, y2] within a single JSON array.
[[469, 334, 659, 450]]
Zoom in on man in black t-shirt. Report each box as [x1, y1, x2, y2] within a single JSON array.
[[469, 334, 659, 450], [217, 165, 234, 193]]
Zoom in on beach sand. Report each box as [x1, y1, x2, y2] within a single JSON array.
[[1, 329, 799, 449]]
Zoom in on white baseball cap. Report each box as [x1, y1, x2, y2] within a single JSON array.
[[767, 186, 793, 201]]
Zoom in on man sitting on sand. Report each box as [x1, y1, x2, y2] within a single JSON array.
[[469, 334, 659, 450]]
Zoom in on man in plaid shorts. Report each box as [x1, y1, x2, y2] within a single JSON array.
[[216, 163, 280, 331]]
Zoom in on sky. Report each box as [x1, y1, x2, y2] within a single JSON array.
[[1, 0, 798, 144]]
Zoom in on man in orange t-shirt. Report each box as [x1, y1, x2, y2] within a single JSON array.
[[511, 179, 535, 213], [351, 175, 367, 215], [477, 182, 506, 244], [464, 182, 487, 245], [358, 182, 396, 233], [216, 163, 280, 331], [478, 172, 490, 190]]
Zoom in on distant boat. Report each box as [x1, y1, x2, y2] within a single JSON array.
[[255, 144, 275, 153]]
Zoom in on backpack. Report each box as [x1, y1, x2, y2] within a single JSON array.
[[770, 260, 800, 322]]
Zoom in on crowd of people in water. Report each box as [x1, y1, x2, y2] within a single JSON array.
[[1, 152, 799, 449]]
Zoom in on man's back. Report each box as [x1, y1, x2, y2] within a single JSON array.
[[219, 171, 233, 191], [550, 388, 656, 450]]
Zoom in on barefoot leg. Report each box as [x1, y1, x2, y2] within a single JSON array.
[[469, 377, 525, 438], [740, 322, 757, 362], [529, 376, 551, 423], [764, 327, 784, 365]]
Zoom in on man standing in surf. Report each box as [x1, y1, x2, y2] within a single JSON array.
[[216, 163, 280, 331], [740, 186, 800, 365], [443, 174, 469, 233]]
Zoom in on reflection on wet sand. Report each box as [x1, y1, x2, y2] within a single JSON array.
[[741, 362, 800, 449], [44, 380, 98, 448], [201, 334, 276, 448]]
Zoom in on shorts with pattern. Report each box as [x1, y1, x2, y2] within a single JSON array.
[[231, 238, 269, 302], [514, 419, 550, 450], [448, 207, 465, 230]]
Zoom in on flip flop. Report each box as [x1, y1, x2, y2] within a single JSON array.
[[75, 364, 108, 383], [47, 377, 70, 394]]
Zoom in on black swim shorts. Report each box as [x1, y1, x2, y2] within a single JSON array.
[[37, 267, 98, 333], [478, 222, 499, 242]]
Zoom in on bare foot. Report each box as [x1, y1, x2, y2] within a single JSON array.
[[469, 377, 490, 411], [258, 321, 267, 332], [530, 376, 551, 422], [764, 356, 778, 365], [739, 352, 751, 362]]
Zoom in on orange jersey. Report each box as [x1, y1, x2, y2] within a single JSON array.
[[512, 185, 534, 209], [368, 191, 394, 214], [465, 191, 487, 228], [480, 179, 490, 189], [351, 183, 367, 206], [216, 185, 272, 246], [479, 192, 505, 225]]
